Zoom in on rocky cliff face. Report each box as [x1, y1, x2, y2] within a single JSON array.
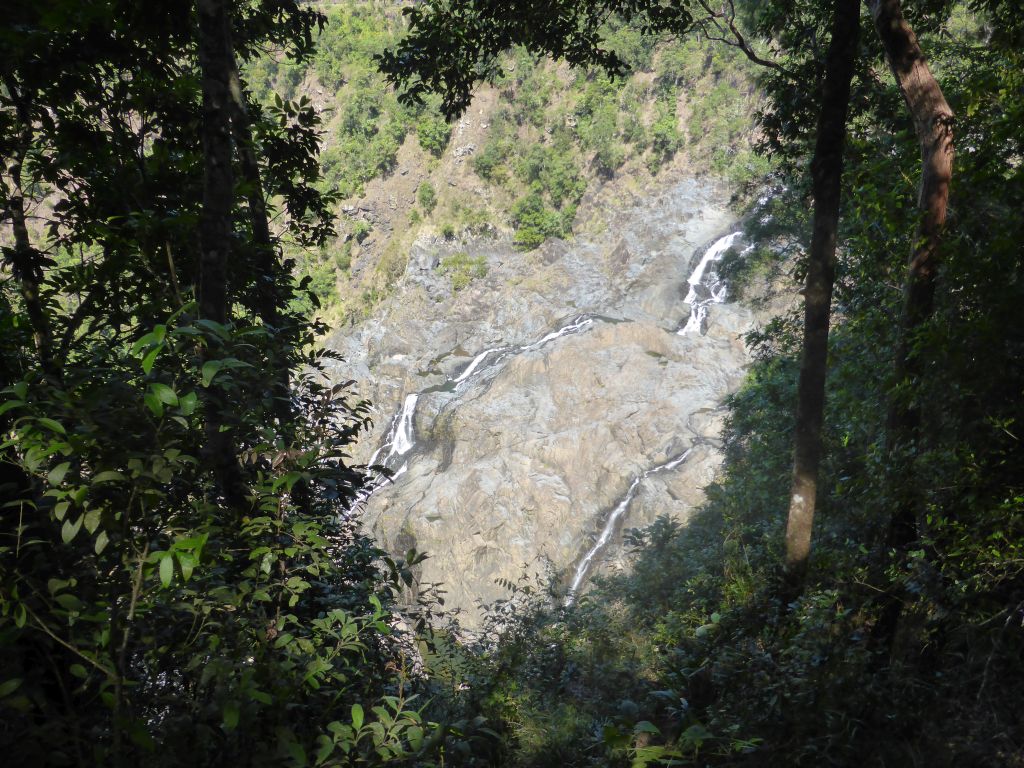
[[325, 175, 774, 625]]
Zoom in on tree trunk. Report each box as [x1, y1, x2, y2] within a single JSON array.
[[869, 0, 954, 549], [783, 0, 861, 588], [197, 0, 245, 508], [225, 60, 278, 327], [198, 0, 233, 328], [2, 78, 58, 382], [225, 49, 314, 513]]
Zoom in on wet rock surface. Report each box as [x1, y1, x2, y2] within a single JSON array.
[[325, 175, 772, 625]]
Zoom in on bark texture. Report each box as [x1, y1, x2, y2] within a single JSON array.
[[870, 0, 954, 549], [197, 0, 245, 507], [198, 0, 234, 328], [2, 77, 58, 381], [783, 0, 861, 586]]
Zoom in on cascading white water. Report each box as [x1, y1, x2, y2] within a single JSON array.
[[522, 315, 593, 352], [389, 394, 419, 458], [454, 347, 505, 385], [357, 315, 599, 506], [356, 394, 420, 503], [565, 449, 692, 603], [366, 393, 419, 471], [678, 231, 742, 336]]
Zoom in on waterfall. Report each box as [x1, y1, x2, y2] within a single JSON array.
[[678, 231, 741, 336], [390, 393, 419, 458], [565, 449, 692, 603], [368, 393, 419, 469], [522, 315, 593, 352], [356, 394, 420, 504], [454, 347, 505, 386], [356, 315, 600, 506]]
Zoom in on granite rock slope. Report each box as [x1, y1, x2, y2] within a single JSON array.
[[325, 175, 772, 624]]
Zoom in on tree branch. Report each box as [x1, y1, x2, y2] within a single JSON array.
[[696, 0, 796, 79]]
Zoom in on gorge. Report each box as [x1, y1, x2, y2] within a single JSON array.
[[327, 176, 776, 623]]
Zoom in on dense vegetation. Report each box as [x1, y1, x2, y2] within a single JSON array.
[[246, 1, 766, 323], [2, 1, 1022, 767], [0, 1, 438, 764], [396, 1, 1024, 765]]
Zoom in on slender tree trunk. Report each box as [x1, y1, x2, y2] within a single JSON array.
[[224, 45, 319, 516], [869, 0, 954, 549], [198, 0, 233, 328], [225, 60, 279, 327], [197, 0, 245, 508], [2, 78, 58, 382], [783, 0, 861, 588]]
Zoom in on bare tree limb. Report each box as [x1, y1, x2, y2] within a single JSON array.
[[696, 0, 796, 79]]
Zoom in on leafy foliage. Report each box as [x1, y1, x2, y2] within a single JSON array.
[[0, 1, 440, 764], [408, 3, 1024, 765]]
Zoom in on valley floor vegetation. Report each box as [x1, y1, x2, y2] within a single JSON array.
[[2, 0, 1023, 766]]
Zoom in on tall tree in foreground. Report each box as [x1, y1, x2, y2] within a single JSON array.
[[869, 0, 954, 549], [197, 0, 246, 508], [782, 0, 861, 587], [0, 2, 433, 764]]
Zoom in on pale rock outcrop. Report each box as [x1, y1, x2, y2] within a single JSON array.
[[326, 176, 776, 625]]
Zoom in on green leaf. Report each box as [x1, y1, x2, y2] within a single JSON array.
[[83, 509, 102, 534], [54, 501, 70, 521], [0, 399, 25, 416], [196, 318, 231, 339], [315, 736, 334, 766], [37, 417, 66, 435], [179, 391, 198, 416], [222, 701, 240, 731], [94, 530, 110, 555], [177, 552, 195, 581], [0, 679, 23, 698], [48, 462, 71, 485], [202, 360, 224, 387], [62, 515, 83, 544], [69, 664, 88, 679], [680, 724, 712, 744], [286, 741, 306, 765], [55, 593, 83, 612], [351, 703, 364, 731], [248, 688, 272, 705], [634, 721, 661, 735], [407, 725, 424, 750], [141, 345, 161, 374], [92, 470, 125, 484], [149, 382, 178, 406], [144, 391, 163, 417], [127, 720, 156, 752], [202, 358, 251, 386], [159, 555, 173, 588]]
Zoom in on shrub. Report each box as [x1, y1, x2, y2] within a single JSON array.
[[511, 191, 565, 250], [417, 111, 451, 156], [647, 98, 682, 174], [417, 181, 437, 213], [438, 251, 488, 290]]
